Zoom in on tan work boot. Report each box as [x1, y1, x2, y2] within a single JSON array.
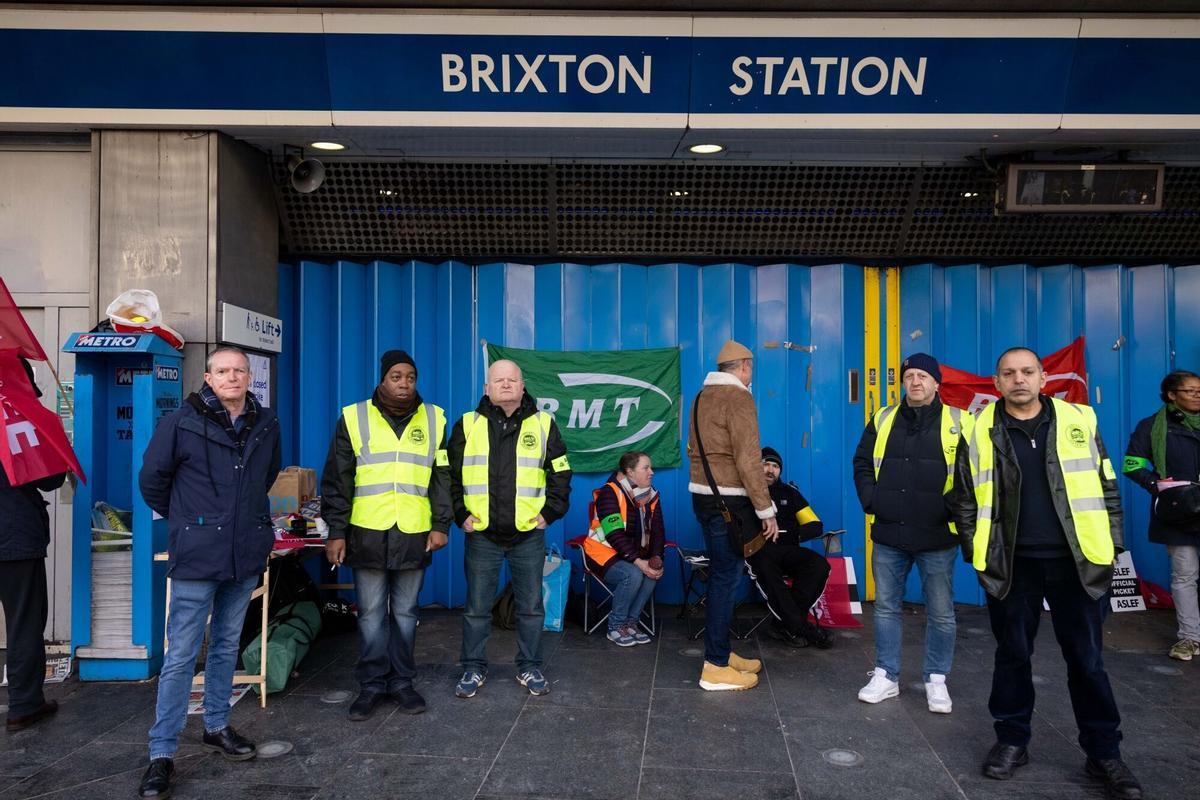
[[699, 661, 759, 691], [728, 652, 762, 674]]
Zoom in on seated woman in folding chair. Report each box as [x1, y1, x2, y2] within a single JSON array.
[[584, 451, 667, 647]]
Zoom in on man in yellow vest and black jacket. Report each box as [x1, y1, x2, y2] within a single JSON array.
[[948, 347, 1142, 800], [449, 358, 572, 699], [321, 350, 452, 722], [852, 353, 971, 714]]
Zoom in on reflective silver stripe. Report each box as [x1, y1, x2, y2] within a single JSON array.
[[1070, 497, 1107, 513], [975, 468, 994, 485], [356, 451, 432, 467], [463, 484, 488, 495], [876, 405, 897, 429], [462, 455, 488, 467], [394, 482, 430, 498], [873, 457, 883, 469], [354, 401, 372, 456], [947, 407, 962, 427], [1061, 457, 1097, 474], [354, 483, 393, 497], [516, 456, 543, 468], [977, 504, 992, 518], [516, 486, 545, 498], [421, 404, 437, 466], [969, 433, 981, 475]]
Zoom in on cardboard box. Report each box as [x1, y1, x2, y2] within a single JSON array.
[[269, 466, 317, 515]]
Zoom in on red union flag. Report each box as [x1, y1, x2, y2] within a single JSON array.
[[0, 349, 85, 485], [0, 277, 49, 361], [939, 337, 1089, 413]]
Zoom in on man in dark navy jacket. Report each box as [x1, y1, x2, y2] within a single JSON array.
[[136, 346, 281, 799]]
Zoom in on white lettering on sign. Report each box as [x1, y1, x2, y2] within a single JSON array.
[[568, 398, 604, 429], [442, 52, 652, 95], [220, 302, 282, 353], [76, 334, 139, 348], [728, 55, 926, 97]]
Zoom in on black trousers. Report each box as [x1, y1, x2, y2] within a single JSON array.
[[746, 541, 831, 635], [0, 559, 48, 717], [987, 556, 1123, 760]]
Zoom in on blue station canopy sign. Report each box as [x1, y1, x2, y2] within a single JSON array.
[[1, 11, 1198, 130]]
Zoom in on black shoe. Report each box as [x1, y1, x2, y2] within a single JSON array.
[[765, 625, 809, 649], [798, 621, 834, 650], [983, 742, 1029, 780], [138, 758, 174, 798], [390, 686, 427, 715], [5, 700, 58, 732], [1086, 758, 1143, 800], [201, 726, 256, 761], [348, 690, 387, 722]]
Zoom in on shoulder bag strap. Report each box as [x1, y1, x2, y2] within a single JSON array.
[[691, 392, 734, 524]]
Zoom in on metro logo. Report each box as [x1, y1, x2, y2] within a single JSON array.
[[76, 333, 139, 348], [487, 344, 681, 473]]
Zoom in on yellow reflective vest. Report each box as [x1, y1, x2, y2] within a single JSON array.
[[967, 397, 1117, 572], [343, 401, 447, 533], [460, 410, 566, 533], [870, 401, 974, 532]]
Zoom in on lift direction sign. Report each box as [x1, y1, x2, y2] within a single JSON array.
[[220, 302, 283, 354]]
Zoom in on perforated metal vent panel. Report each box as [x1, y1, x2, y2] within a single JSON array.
[[275, 161, 1200, 260]]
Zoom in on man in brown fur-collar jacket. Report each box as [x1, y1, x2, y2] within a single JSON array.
[[687, 339, 778, 692]]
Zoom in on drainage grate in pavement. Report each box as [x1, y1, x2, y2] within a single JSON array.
[[822, 749, 865, 767], [321, 690, 353, 704], [257, 741, 294, 759]]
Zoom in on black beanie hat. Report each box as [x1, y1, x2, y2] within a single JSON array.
[[761, 446, 783, 468], [900, 352, 942, 384], [379, 349, 417, 382]]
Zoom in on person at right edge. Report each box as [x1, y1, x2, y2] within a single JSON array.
[[1122, 369, 1200, 662], [949, 347, 1142, 800], [687, 340, 778, 692]]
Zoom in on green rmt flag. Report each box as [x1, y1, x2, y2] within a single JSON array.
[[485, 344, 682, 474]]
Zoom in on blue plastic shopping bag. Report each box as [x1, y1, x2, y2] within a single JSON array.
[[542, 546, 570, 632]]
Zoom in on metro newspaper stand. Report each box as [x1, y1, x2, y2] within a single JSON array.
[[64, 331, 183, 680]]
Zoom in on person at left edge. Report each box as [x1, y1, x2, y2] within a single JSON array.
[[321, 350, 452, 722], [136, 346, 281, 800], [2, 356, 66, 733]]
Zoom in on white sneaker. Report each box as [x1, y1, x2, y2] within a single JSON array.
[[925, 673, 952, 714], [857, 667, 900, 704]]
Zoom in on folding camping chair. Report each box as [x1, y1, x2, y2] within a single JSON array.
[[566, 536, 677, 636], [740, 528, 846, 639]]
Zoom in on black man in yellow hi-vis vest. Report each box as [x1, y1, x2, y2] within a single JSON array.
[[321, 350, 452, 722], [852, 352, 972, 715], [448, 358, 572, 699], [949, 347, 1142, 800]]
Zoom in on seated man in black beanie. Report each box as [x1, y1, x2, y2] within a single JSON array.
[[745, 447, 833, 649]]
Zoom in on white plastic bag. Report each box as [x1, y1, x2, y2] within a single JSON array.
[[105, 289, 185, 349]]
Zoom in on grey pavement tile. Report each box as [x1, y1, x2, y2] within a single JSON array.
[[0, 742, 202, 800], [313, 753, 489, 800], [638, 766, 800, 800], [956, 778, 1110, 800], [1098, 696, 1200, 799], [479, 704, 645, 800], [359, 679, 528, 759], [780, 713, 963, 800], [541, 643, 656, 710], [644, 686, 791, 774], [175, 696, 396, 789], [10, 773, 320, 800]]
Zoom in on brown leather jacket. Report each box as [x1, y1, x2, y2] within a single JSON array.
[[686, 371, 775, 519]]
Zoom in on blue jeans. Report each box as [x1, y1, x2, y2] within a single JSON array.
[[354, 567, 425, 693], [698, 513, 742, 667], [871, 542, 957, 682], [149, 575, 258, 759], [461, 531, 545, 673], [602, 559, 657, 633]]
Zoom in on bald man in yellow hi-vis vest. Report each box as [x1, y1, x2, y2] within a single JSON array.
[[949, 347, 1142, 800], [321, 350, 452, 723], [449, 359, 572, 700]]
